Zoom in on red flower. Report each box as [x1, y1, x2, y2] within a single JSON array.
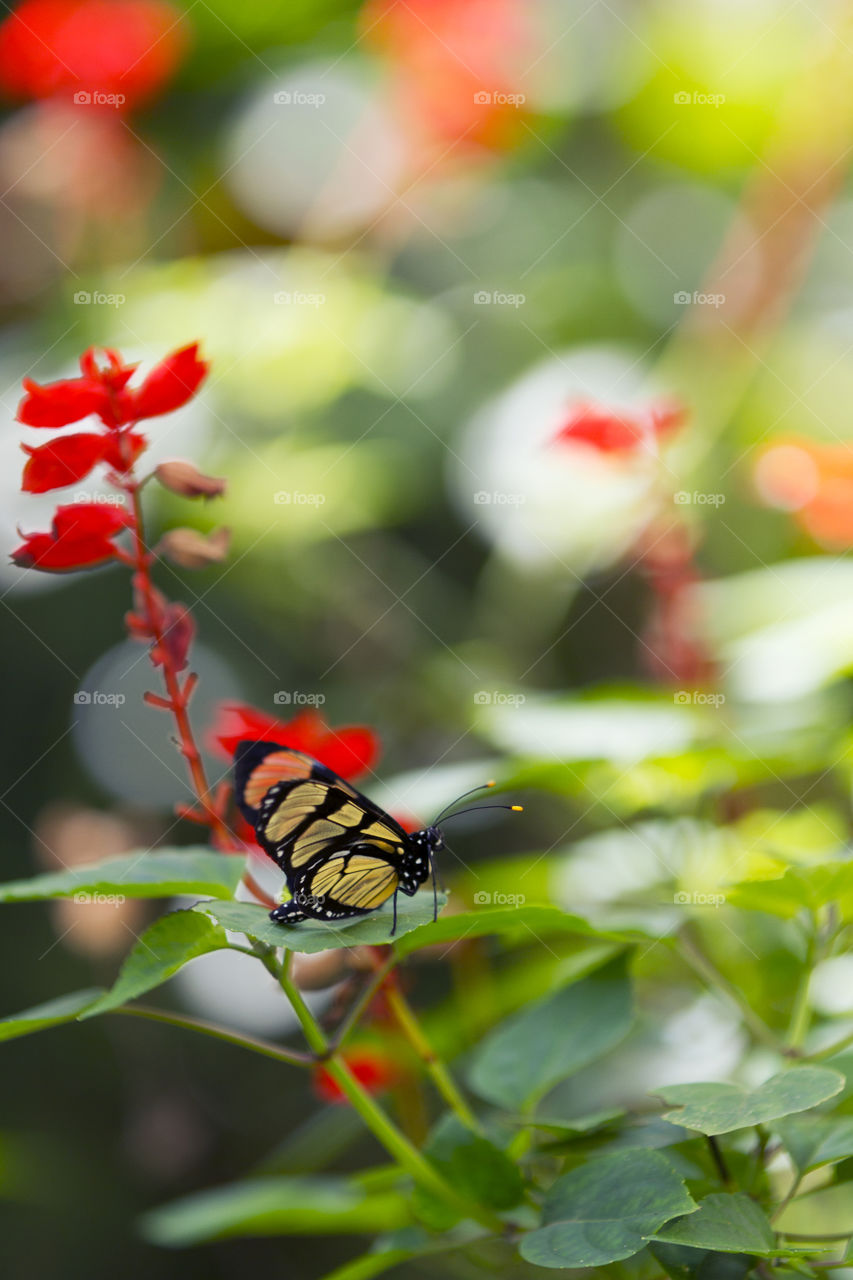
[[552, 401, 686, 455], [362, 0, 532, 152], [211, 703, 380, 782], [18, 343, 207, 432], [12, 502, 130, 572], [313, 1047, 398, 1104], [20, 429, 147, 493], [0, 0, 188, 110]]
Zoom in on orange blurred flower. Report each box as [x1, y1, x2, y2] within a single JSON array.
[[362, 0, 532, 153], [753, 437, 853, 548]]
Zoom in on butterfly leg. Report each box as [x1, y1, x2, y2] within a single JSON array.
[[269, 899, 308, 925], [390, 889, 399, 936]]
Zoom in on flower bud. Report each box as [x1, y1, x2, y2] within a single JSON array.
[[154, 460, 226, 499], [158, 526, 230, 569]]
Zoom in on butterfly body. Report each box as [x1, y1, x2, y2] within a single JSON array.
[[233, 740, 441, 930]]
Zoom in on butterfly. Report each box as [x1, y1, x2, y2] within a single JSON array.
[[233, 739, 522, 934]]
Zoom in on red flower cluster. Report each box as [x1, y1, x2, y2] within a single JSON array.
[[13, 344, 208, 572], [313, 1047, 398, 1104], [211, 703, 380, 782], [0, 0, 188, 110], [552, 400, 686, 455], [12, 501, 131, 573]]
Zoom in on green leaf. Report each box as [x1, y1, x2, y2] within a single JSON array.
[[649, 1242, 754, 1280], [141, 1176, 410, 1244], [521, 1108, 626, 1137], [775, 1114, 853, 1173], [651, 1193, 775, 1255], [80, 911, 230, 1018], [192, 893, 446, 953], [0, 849, 243, 903], [519, 1148, 696, 1269], [0, 988, 104, 1042], [423, 1114, 524, 1211], [394, 904, 634, 957], [468, 955, 633, 1110], [656, 1068, 844, 1136], [726, 862, 853, 920]]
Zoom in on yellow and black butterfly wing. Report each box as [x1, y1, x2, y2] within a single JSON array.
[[233, 740, 411, 920], [298, 849, 401, 919]]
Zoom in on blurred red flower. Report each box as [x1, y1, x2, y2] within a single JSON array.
[[313, 1047, 398, 1104], [19, 343, 207, 431], [211, 703, 380, 782], [552, 401, 686, 455], [363, 0, 531, 152], [753, 437, 853, 549], [0, 0, 188, 110], [21, 430, 146, 492], [12, 501, 130, 572]]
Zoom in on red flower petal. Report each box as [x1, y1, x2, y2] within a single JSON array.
[[553, 400, 687, 454], [210, 702, 380, 781], [12, 501, 129, 573], [313, 1048, 398, 1104], [52, 501, 130, 539], [21, 432, 108, 492], [100, 430, 147, 472], [127, 342, 208, 420], [17, 376, 110, 428], [0, 0, 188, 109]]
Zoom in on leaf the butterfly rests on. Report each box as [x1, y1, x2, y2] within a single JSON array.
[[233, 740, 441, 934]]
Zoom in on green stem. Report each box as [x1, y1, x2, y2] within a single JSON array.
[[112, 1003, 313, 1067], [331, 951, 400, 1051], [707, 1135, 733, 1189], [771, 1171, 803, 1224], [677, 932, 787, 1053], [383, 980, 483, 1133], [808, 1026, 853, 1062], [787, 927, 817, 1050], [273, 951, 504, 1232]]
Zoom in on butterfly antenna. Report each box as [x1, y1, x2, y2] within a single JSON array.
[[431, 780, 499, 826], [441, 803, 524, 823]]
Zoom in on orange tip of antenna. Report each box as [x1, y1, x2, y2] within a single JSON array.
[[511, 805, 523, 812], [486, 779, 496, 787]]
